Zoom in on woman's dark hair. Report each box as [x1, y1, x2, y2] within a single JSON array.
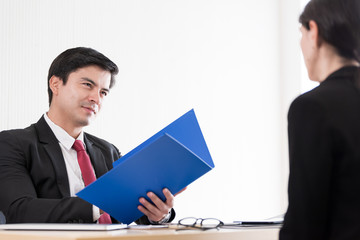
[[47, 47, 119, 105], [299, 0, 360, 62]]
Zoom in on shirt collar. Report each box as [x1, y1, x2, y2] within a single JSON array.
[[43, 113, 85, 150]]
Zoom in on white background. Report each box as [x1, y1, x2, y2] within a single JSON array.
[[0, 0, 308, 222]]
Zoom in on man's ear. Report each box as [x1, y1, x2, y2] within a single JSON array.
[[49, 76, 62, 96], [308, 20, 321, 47]]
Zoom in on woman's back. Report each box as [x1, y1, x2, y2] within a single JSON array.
[[281, 66, 360, 239]]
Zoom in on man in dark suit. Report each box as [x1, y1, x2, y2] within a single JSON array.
[[0, 47, 176, 224]]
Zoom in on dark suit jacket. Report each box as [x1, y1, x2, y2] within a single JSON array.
[[0, 116, 174, 224], [280, 66, 360, 239]]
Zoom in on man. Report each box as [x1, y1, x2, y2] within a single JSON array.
[[0, 47, 176, 224]]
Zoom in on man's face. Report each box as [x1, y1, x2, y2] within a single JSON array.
[[52, 65, 111, 129]]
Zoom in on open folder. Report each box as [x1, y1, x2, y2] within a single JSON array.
[[77, 109, 214, 224]]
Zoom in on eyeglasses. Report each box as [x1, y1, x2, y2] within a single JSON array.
[[178, 217, 224, 230]]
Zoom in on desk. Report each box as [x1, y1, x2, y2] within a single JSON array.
[[0, 226, 279, 240]]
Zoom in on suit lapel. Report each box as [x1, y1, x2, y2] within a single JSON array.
[[35, 116, 71, 197], [84, 134, 109, 178]]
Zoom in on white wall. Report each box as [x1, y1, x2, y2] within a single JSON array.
[[0, 0, 303, 222]]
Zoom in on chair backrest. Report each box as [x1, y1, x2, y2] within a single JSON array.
[[0, 211, 6, 224]]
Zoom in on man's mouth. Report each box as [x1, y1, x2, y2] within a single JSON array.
[[82, 104, 98, 115], [84, 107, 96, 114]]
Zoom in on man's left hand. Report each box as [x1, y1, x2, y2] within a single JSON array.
[[138, 188, 174, 222]]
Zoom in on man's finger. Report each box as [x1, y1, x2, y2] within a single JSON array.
[[163, 188, 174, 207]]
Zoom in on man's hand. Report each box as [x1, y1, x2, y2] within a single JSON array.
[[137, 188, 175, 222]]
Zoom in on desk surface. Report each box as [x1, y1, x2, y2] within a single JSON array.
[[0, 226, 280, 240]]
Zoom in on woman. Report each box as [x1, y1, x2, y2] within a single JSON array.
[[280, 0, 360, 239]]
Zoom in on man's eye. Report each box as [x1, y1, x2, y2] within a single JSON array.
[[101, 91, 108, 96], [83, 83, 92, 87]]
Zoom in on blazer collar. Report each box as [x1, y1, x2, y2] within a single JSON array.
[[84, 134, 109, 178], [35, 116, 71, 197], [323, 66, 360, 83]]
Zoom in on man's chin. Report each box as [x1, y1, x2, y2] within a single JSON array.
[[76, 118, 94, 127]]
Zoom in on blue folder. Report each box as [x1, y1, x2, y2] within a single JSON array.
[[76, 109, 214, 224]]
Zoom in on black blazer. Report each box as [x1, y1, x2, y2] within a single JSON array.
[[280, 67, 360, 239], [0, 116, 173, 224]]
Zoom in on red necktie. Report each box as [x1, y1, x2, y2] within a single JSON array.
[[72, 140, 112, 224]]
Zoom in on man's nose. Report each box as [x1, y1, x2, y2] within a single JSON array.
[[89, 89, 101, 105]]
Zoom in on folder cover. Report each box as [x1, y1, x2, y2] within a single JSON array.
[[77, 109, 214, 224]]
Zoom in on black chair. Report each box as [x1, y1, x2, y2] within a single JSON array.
[[0, 211, 6, 224]]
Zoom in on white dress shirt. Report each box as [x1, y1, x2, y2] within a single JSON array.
[[44, 113, 100, 222]]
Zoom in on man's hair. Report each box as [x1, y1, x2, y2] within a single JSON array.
[[47, 47, 119, 105], [299, 0, 360, 62]]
